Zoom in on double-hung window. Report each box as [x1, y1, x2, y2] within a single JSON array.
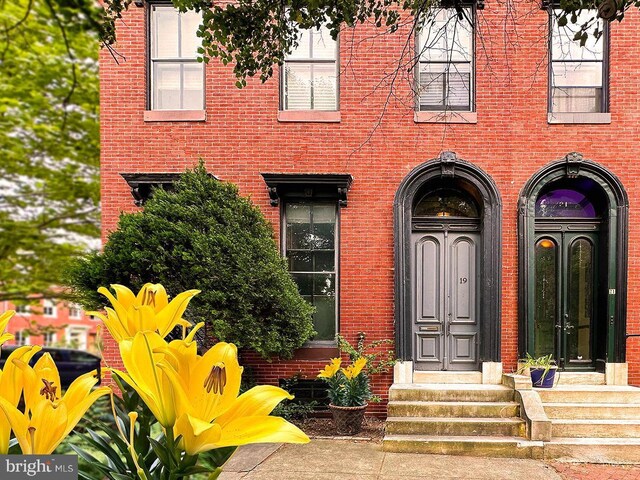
[[417, 8, 474, 111], [282, 26, 338, 110], [550, 10, 607, 113], [43, 300, 56, 317], [150, 5, 204, 110], [284, 202, 338, 341]]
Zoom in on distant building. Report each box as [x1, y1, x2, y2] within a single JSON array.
[[2, 299, 100, 353]]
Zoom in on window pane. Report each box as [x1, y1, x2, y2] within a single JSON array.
[[183, 63, 204, 109], [314, 273, 335, 295], [534, 238, 557, 358], [287, 29, 312, 59], [284, 63, 312, 110], [552, 87, 602, 113], [180, 10, 202, 58], [311, 27, 336, 59], [418, 8, 473, 63], [551, 10, 603, 62], [289, 251, 313, 271], [419, 63, 470, 110], [567, 238, 594, 364], [313, 295, 336, 340], [152, 7, 179, 58], [291, 273, 313, 296], [311, 64, 337, 110], [314, 251, 335, 271], [154, 63, 181, 110], [536, 188, 598, 217], [552, 62, 602, 87], [286, 204, 311, 249]]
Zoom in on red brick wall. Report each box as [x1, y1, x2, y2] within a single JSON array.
[[100, 2, 640, 407]]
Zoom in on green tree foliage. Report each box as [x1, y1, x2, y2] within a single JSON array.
[[66, 164, 316, 360], [0, 0, 100, 303]]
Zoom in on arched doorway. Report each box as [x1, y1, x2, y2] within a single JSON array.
[[518, 153, 629, 370], [395, 152, 502, 371]]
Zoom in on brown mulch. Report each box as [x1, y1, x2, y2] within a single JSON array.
[[292, 416, 385, 441], [549, 463, 640, 480]]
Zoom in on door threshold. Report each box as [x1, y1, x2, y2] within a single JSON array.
[[413, 371, 483, 384]]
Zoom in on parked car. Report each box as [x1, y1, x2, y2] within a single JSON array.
[[0, 346, 101, 389]]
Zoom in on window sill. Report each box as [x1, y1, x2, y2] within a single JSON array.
[[143, 110, 206, 122], [278, 110, 341, 123], [414, 111, 477, 124], [547, 112, 611, 124]]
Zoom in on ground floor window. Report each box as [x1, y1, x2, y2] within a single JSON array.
[[284, 201, 338, 342]]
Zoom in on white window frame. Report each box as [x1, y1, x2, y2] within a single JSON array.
[[416, 7, 475, 112], [43, 331, 57, 347], [68, 305, 82, 319], [281, 26, 339, 111], [43, 300, 56, 318], [66, 325, 89, 350], [149, 4, 204, 110], [14, 330, 29, 346], [15, 304, 29, 314]]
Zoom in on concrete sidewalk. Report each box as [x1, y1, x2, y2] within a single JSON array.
[[219, 440, 563, 480]]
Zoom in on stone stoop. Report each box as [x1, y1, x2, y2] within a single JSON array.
[[383, 384, 540, 457], [538, 385, 640, 463]]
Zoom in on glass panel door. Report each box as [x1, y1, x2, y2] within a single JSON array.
[[564, 234, 597, 369], [533, 232, 598, 370]]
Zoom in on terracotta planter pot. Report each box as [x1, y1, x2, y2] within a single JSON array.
[[328, 403, 367, 435]]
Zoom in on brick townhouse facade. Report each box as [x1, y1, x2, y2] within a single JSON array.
[[100, 0, 640, 414]]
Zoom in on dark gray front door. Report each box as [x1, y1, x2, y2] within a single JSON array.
[[412, 231, 480, 371]]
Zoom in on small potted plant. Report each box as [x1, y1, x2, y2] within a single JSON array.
[[318, 357, 372, 435], [518, 353, 558, 388]]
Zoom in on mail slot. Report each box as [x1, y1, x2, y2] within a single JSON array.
[[419, 325, 439, 332]]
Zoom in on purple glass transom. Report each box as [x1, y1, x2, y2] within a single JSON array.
[[535, 189, 597, 218]]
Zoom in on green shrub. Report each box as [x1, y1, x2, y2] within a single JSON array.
[[66, 162, 315, 359]]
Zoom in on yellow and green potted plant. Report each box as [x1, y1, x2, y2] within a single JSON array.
[[318, 357, 372, 435]]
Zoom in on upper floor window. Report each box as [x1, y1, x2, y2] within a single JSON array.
[[282, 26, 338, 111], [284, 202, 338, 341], [43, 300, 56, 317], [68, 305, 82, 319], [150, 5, 204, 110], [15, 305, 29, 314], [417, 8, 474, 111], [550, 10, 607, 113]]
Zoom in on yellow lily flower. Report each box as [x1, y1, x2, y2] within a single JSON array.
[[111, 331, 183, 428], [159, 340, 309, 455], [89, 283, 200, 341], [116, 329, 308, 455], [343, 358, 367, 380], [317, 358, 342, 379], [0, 353, 110, 454], [0, 310, 15, 347], [0, 345, 41, 454]]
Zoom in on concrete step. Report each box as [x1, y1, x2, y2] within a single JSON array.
[[536, 385, 640, 404], [413, 371, 483, 384], [544, 402, 640, 420], [383, 435, 542, 458], [552, 419, 640, 438], [387, 401, 519, 418], [386, 417, 526, 437], [554, 372, 605, 385], [389, 384, 515, 403], [544, 437, 640, 464]]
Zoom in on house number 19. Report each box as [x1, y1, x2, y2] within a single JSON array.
[[459, 277, 468, 284]]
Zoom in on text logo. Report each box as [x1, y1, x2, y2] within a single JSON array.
[[0, 455, 77, 479]]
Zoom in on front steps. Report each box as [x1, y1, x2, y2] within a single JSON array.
[[384, 381, 640, 463], [383, 384, 536, 457], [539, 385, 640, 463]]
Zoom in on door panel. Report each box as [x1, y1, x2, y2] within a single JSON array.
[[533, 231, 597, 370], [413, 231, 480, 371]]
